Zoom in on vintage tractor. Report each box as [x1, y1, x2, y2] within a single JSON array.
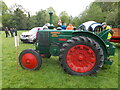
[[19, 12, 115, 76]]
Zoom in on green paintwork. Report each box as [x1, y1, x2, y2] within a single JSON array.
[[49, 44, 60, 56], [49, 11, 53, 24], [104, 59, 113, 65], [35, 29, 115, 65], [48, 11, 54, 29], [98, 29, 115, 56]]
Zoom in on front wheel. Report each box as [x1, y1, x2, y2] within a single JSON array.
[[59, 36, 104, 76], [19, 49, 42, 70]]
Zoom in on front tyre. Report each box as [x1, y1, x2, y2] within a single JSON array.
[[59, 36, 104, 76], [19, 49, 42, 70]]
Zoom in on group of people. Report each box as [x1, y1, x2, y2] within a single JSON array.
[[57, 23, 76, 30], [57, 22, 113, 40], [4, 27, 16, 38]]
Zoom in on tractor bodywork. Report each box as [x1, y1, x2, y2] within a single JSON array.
[[36, 29, 115, 64], [19, 29, 115, 75]]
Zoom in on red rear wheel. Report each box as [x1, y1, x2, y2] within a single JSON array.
[[59, 36, 104, 76], [19, 49, 42, 70], [66, 45, 96, 73]]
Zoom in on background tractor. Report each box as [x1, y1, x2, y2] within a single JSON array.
[[19, 12, 115, 76], [110, 28, 120, 43]]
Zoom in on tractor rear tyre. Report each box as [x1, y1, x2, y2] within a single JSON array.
[[19, 49, 42, 70], [59, 36, 104, 76]]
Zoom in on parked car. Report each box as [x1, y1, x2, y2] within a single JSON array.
[[20, 27, 43, 43]]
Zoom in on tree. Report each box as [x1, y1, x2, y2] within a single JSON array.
[[26, 12, 31, 29], [9, 4, 30, 29], [1, 1, 9, 15], [59, 11, 69, 25], [1, 1, 12, 28], [92, 1, 119, 27], [2, 14, 13, 28], [94, 1, 118, 13], [13, 8, 27, 29], [28, 15, 38, 29], [118, 2, 120, 27], [9, 3, 28, 15], [105, 8, 118, 26], [46, 7, 56, 14], [52, 14, 59, 27], [71, 17, 80, 28], [79, 3, 105, 24], [59, 11, 68, 17], [2, 1, 29, 29], [36, 9, 49, 26]]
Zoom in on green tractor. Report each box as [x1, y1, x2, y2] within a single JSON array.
[[19, 12, 115, 76]]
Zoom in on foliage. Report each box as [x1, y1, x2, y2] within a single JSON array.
[[71, 17, 80, 28], [78, 3, 105, 25], [46, 7, 56, 14], [74, 2, 119, 28], [1, 1, 9, 15], [2, 4, 60, 29], [59, 11, 68, 17], [28, 15, 38, 29], [2, 3, 28, 30], [1, 1, 119, 29], [1, 31, 118, 88], [95, 2, 119, 26], [52, 14, 59, 27], [2, 14, 13, 28], [1, 1, 10, 28], [105, 8, 118, 26], [13, 8, 27, 29], [36, 10, 49, 27], [59, 11, 69, 25], [9, 3, 28, 14]]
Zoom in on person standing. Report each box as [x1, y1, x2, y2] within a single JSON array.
[[102, 22, 113, 40], [12, 28, 15, 35], [66, 24, 74, 30], [58, 19, 62, 27], [10, 28, 14, 37], [61, 23, 66, 30], [4, 27, 10, 37]]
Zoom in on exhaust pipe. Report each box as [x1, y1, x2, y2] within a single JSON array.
[[48, 11, 54, 29]]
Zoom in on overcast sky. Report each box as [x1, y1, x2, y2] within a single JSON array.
[[3, 0, 96, 17]]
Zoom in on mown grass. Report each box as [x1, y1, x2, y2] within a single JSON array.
[[0, 31, 2, 89], [1, 31, 119, 88]]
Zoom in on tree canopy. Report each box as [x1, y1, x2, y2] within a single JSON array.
[[1, 1, 119, 29], [59, 11, 69, 25], [78, 1, 119, 28]]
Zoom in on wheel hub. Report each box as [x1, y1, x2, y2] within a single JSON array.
[[66, 45, 96, 73], [26, 59, 30, 64], [22, 53, 38, 69], [78, 54, 84, 61]]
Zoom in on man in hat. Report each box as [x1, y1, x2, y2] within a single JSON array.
[[102, 22, 113, 40]]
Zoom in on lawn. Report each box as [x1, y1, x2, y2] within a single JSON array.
[[1, 31, 119, 88]]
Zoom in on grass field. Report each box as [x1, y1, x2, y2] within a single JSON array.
[[1, 31, 119, 88]]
